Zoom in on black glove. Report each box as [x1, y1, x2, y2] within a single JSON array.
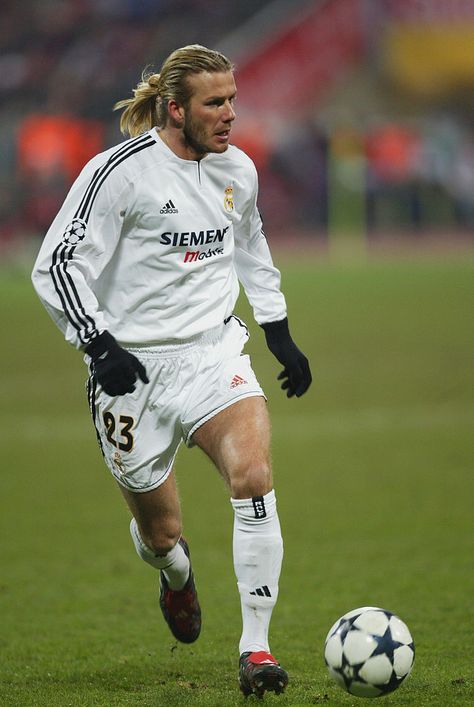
[[85, 331, 149, 396], [261, 318, 312, 398]]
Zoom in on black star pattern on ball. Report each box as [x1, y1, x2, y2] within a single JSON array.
[[372, 625, 403, 662], [339, 650, 367, 691], [375, 669, 404, 695], [334, 613, 364, 642]]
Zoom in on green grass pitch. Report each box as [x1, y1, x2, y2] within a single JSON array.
[[1, 251, 473, 706]]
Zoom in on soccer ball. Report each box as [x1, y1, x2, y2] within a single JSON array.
[[324, 606, 415, 698]]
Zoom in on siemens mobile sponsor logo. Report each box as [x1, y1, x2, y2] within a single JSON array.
[[160, 225, 229, 263], [184, 247, 223, 262], [159, 226, 229, 247]]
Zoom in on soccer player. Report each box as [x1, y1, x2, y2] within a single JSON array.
[[31, 44, 311, 698]]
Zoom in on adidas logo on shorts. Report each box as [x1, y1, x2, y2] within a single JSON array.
[[230, 374, 248, 389]]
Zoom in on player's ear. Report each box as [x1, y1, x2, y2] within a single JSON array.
[[168, 99, 185, 126]]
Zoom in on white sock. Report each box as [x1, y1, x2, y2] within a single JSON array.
[[231, 489, 283, 655], [129, 518, 190, 590]]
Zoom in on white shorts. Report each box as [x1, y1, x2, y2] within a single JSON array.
[[87, 316, 265, 493]]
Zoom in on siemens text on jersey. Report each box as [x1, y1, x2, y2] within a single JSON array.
[[160, 226, 229, 247]]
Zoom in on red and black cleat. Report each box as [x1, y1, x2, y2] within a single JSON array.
[[159, 537, 201, 643], [239, 651, 289, 698]]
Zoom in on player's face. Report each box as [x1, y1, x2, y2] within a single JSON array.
[[183, 71, 236, 157]]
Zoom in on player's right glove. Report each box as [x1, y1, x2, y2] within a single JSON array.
[[85, 331, 149, 396], [260, 317, 312, 398]]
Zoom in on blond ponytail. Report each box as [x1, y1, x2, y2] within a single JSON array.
[[114, 45, 233, 137], [113, 71, 162, 137]]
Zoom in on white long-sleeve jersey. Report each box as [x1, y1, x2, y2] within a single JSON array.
[[31, 129, 287, 349]]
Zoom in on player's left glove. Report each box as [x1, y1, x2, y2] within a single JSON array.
[[260, 318, 312, 398]]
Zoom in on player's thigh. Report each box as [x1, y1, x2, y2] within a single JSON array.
[[88, 355, 183, 493], [192, 396, 272, 498], [118, 471, 182, 552]]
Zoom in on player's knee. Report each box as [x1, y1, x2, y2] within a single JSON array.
[[230, 460, 272, 499], [141, 521, 182, 556]]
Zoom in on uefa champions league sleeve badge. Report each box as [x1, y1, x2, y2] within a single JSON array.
[[62, 218, 87, 245]]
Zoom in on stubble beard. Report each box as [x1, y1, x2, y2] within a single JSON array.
[[183, 115, 227, 157]]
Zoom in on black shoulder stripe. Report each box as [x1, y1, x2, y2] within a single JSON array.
[[81, 138, 156, 223], [74, 133, 151, 220], [76, 134, 155, 223], [49, 133, 156, 346]]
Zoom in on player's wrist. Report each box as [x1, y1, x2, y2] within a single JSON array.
[[84, 330, 118, 360], [260, 317, 289, 334], [260, 317, 290, 343]]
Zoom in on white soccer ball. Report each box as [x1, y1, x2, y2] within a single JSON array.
[[324, 607, 415, 698]]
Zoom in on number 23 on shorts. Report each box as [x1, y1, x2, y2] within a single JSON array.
[[103, 412, 135, 452]]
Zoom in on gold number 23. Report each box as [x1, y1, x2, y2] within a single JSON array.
[[103, 412, 134, 452]]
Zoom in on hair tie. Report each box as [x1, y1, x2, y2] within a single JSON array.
[[147, 73, 161, 90]]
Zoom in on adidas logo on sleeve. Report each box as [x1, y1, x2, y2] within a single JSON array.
[[160, 199, 178, 214]]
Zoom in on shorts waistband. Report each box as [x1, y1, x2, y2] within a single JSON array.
[[123, 323, 225, 358]]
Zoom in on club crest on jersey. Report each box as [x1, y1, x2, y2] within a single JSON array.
[[62, 218, 87, 245], [224, 185, 234, 213]]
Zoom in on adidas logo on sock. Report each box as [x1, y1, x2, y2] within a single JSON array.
[[160, 199, 178, 214], [230, 374, 248, 389], [250, 585, 272, 597]]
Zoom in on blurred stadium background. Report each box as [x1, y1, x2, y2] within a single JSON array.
[[1, 0, 474, 257]]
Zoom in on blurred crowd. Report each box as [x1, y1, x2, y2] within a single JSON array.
[[0, 0, 271, 246], [1, 0, 474, 249]]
